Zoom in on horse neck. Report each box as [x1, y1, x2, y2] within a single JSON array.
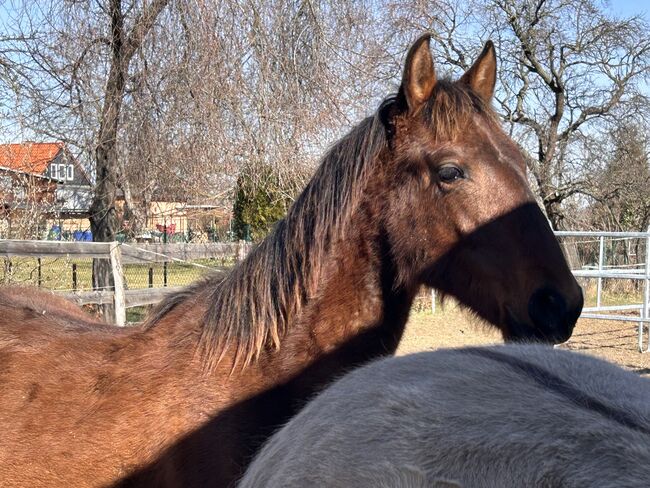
[[247, 205, 419, 409], [301, 229, 415, 352], [145, 117, 415, 371]]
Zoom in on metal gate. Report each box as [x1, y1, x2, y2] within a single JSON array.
[[554, 228, 650, 352]]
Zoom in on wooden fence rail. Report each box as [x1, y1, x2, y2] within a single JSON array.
[[0, 240, 249, 263], [0, 239, 251, 326]]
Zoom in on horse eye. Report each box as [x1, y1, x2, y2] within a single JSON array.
[[438, 165, 464, 183]]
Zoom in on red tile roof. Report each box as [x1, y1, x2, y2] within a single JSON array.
[[0, 142, 63, 175]]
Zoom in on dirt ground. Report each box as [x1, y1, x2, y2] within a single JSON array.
[[398, 302, 650, 377]]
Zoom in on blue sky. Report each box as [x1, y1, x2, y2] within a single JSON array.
[[608, 0, 647, 18], [0, 1, 647, 23]]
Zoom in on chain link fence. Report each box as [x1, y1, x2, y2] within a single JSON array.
[[0, 255, 234, 292], [0, 241, 250, 324]]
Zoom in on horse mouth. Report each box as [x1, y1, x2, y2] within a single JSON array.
[[503, 308, 572, 345]]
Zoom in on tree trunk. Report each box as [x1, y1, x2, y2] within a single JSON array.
[[88, 0, 170, 323], [544, 199, 565, 230]]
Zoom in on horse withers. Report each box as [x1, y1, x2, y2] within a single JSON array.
[[239, 345, 650, 488], [0, 35, 582, 487]]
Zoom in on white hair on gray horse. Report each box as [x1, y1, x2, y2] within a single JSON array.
[[238, 344, 650, 488]]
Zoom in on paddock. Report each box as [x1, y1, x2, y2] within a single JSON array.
[[399, 302, 650, 376]]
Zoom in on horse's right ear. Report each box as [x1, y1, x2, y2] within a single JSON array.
[[399, 34, 436, 115]]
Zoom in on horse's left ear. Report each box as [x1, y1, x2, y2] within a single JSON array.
[[460, 41, 497, 102]]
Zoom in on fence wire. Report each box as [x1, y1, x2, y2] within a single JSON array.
[[1, 255, 236, 292]]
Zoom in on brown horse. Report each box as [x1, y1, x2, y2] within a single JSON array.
[[0, 35, 582, 487], [0, 286, 105, 330]]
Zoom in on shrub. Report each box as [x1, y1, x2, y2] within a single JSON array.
[[232, 165, 301, 242]]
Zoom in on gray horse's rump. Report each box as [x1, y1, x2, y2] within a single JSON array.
[[238, 344, 650, 488]]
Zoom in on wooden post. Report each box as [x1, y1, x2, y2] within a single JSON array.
[[148, 267, 154, 288], [37, 258, 42, 287], [72, 263, 78, 291], [109, 241, 126, 326], [237, 240, 248, 262]]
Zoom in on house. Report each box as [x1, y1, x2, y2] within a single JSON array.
[[0, 142, 93, 233], [0, 142, 92, 210], [0, 141, 234, 241], [0, 166, 57, 205], [0, 165, 58, 238]]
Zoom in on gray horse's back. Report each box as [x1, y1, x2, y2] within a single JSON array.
[[238, 344, 650, 488]]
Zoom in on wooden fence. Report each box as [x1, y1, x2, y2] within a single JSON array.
[[0, 240, 252, 326]]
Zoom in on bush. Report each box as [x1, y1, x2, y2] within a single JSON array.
[[232, 165, 297, 242]]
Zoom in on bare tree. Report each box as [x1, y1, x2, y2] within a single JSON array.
[[88, 0, 170, 297], [588, 121, 650, 231], [491, 0, 650, 228], [119, 0, 395, 238]]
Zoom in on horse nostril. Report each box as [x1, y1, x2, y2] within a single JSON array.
[[528, 287, 570, 341]]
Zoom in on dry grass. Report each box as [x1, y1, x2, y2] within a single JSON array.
[[399, 301, 650, 376]]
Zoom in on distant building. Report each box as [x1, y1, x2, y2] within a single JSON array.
[[0, 166, 57, 205], [0, 142, 92, 215], [0, 142, 234, 241], [115, 195, 233, 242], [0, 142, 93, 237], [0, 164, 58, 238]]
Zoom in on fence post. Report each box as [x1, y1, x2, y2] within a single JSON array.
[[430, 289, 436, 314], [641, 226, 650, 352], [597, 235, 605, 309], [236, 240, 248, 262], [72, 263, 77, 291], [109, 242, 126, 327]]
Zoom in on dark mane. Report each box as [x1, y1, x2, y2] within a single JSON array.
[[147, 107, 388, 368], [146, 82, 496, 369]]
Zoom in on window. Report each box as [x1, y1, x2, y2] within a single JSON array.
[[66, 164, 74, 181], [59, 164, 66, 181], [50, 164, 58, 179], [0, 175, 11, 191]]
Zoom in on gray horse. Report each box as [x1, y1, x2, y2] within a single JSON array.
[[238, 344, 650, 488]]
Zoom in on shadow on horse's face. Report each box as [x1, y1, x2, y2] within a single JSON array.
[[381, 37, 583, 345]]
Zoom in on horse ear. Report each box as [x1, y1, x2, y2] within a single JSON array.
[[400, 34, 436, 114], [460, 41, 497, 102]]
